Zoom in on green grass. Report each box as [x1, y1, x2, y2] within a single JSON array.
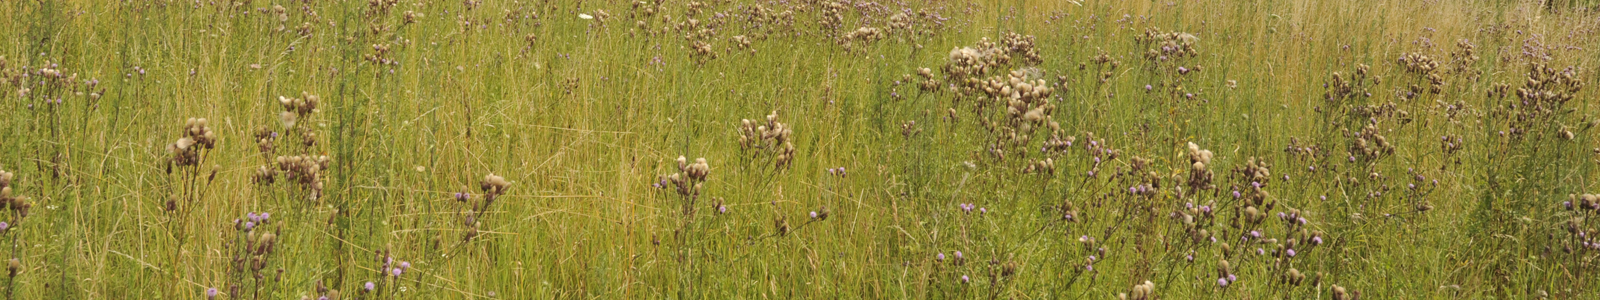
[[0, 0, 1598, 298]]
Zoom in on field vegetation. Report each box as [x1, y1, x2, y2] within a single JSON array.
[[2, 0, 1600, 298]]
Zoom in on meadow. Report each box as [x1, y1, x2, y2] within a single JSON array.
[[1, 0, 1599, 298]]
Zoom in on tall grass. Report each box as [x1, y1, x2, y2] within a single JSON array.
[[0, 0, 1597, 298]]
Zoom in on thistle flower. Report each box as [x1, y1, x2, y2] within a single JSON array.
[[207, 288, 218, 299]]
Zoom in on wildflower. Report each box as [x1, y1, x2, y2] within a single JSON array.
[[1287, 249, 1297, 257], [364, 282, 375, 292], [960, 275, 970, 284], [392, 268, 403, 277], [936, 253, 945, 262], [1218, 277, 1229, 287], [207, 288, 218, 299]]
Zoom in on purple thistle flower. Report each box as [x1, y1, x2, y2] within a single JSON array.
[[1232, 191, 1241, 199], [207, 288, 218, 299], [244, 222, 255, 231], [979, 207, 987, 214], [954, 251, 963, 260], [365, 281, 375, 291], [1218, 277, 1229, 287], [1085, 264, 1094, 272], [1145, 85, 1153, 91], [960, 275, 970, 283], [392, 268, 403, 277], [1286, 249, 1297, 257], [0, 222, 9, 232], [1312, 236, 1325, 245], [1228, 274, 1237, 282], [1257, 248, 1265, 255], [400, 261, 410, 270], [936, 253, 945, 261]]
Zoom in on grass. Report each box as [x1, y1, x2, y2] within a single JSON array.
[[0, 0, 1598, 298]]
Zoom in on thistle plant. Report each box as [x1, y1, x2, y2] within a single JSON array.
[[165, 118, 218, 213], [737, 111, 795, 170], [0, 169, 27, 299], [355, 249, 411, 299], [262, 93, 331, 203], [223, 212, 280, 299], [455, 174, 510, 241]]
